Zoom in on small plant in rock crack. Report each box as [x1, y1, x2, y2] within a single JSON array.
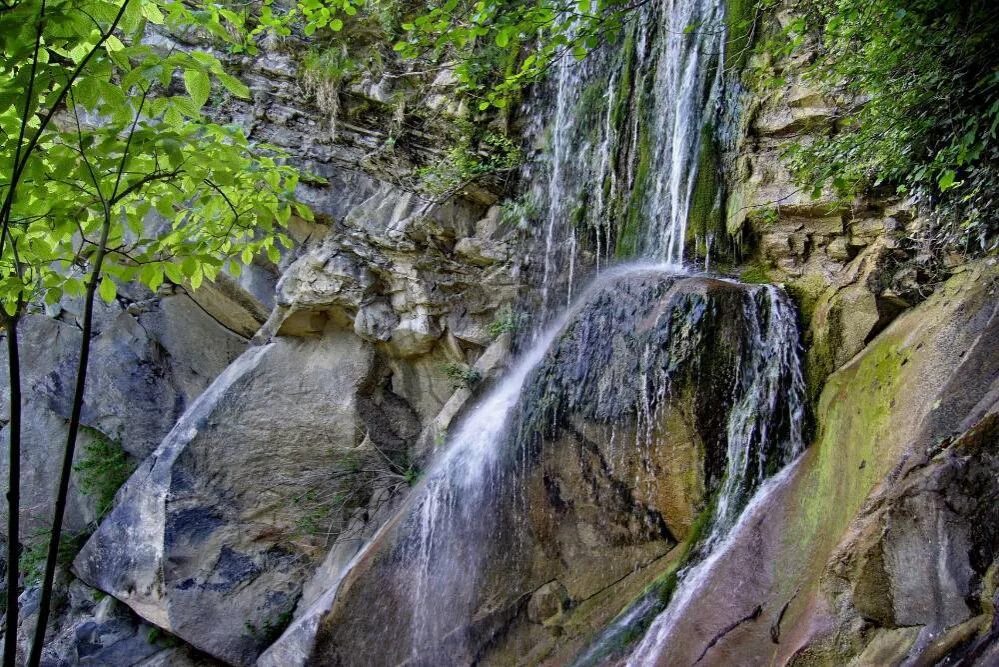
[[19, 529, 88, 586], [293, 489, 335, 537], [500, 194, 539, 228], [282, 435, 422, 547], [299, 46, 356, 140], [145, 626, 180, 647], [244, 609, 294, 645], [73, 428, 135, 520], [441, 362, 482, 389], [487, 305, 524, 338]]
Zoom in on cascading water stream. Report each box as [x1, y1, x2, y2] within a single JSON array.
[[401, 262, 677, 660], [639, 0, 726, 264], [528, 0, 728, 294], [619, 284, 806, 665], [300, 0, 809, 662], [521, 0, 811, 661]]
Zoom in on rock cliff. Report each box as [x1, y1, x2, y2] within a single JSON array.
[[3, 1, 996, 665]]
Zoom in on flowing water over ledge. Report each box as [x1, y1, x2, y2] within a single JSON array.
[[526, 0, 728, 320], [297, 263, 805, 665], [265, 0, 810, 662]]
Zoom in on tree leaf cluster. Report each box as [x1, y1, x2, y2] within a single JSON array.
[[1, 2, 308, 662], [0, 0, 310, 313]]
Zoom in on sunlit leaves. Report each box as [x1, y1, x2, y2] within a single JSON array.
[[98, 276, 116, 303], [184, 69, 211, 108], [0, 0, 307, 315], [247, 0, 630, 111]]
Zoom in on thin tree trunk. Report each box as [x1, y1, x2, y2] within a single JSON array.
[[27, 216, 112, 667], [3, 313, 21, 667]]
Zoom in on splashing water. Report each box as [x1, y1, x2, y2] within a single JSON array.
[[401, 263, 677, 660]]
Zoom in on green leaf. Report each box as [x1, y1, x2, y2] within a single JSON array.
[[181, 256, 198, 277], [142, 3, 165, 24], [184, 70, 211, 107], [164, 262, 184, 284], [218, 72, 251, 99], [98, 276, 117, 304], [190, 266, 203, 290], [938, 169, 957, 191]]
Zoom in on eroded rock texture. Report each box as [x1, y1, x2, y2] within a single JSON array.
[[0, 284, 254, 542]]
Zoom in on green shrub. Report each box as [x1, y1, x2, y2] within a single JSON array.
[[739, 263, 772, 284], [417, 126, 523, 199], [74, 428, 135, 519], [441, 362, 482, 389], [764, 0, 999, 253], [486, 304, 522, 338], [19, 529, 88, 586]]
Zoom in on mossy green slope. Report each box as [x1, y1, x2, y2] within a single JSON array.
[[630, 262, 998, 665]]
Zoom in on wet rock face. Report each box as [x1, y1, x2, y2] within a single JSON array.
[[303, 272, 803, 665], [518, 273, 801, 508]]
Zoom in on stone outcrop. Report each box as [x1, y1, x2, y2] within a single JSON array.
[[624, 262, 998, 665], [724, 16, 950, 402], [72, 188, 520, 664], [0, 284, 252, 540]]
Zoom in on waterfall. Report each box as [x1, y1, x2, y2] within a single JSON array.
[[297, 0, 810, 662], [639, 0, 726, 264], [710, 284, 806, 536], [530, 0, 727, 309], [400, 262, 678, 661], [569, 281, 805, 667]]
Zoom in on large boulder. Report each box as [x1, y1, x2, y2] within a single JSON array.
[[67, 171, 521, 665], [0, 287, 248, 538], [295, 269, 804, 665], [73, 323, 423, 665]]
